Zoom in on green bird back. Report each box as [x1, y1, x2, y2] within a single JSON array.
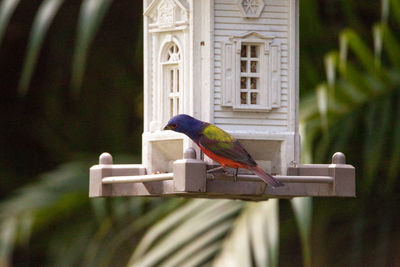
[[199, 124, 257, 166]]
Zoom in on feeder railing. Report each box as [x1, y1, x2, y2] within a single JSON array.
[[90, 150, 355, 200], [101, 173, 334, 184], [102, 173, 174, 184]]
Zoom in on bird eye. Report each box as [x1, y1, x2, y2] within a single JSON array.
[[171, 123, 177, 128]]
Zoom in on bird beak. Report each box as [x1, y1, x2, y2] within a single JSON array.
[[163, 125, 171, 130]]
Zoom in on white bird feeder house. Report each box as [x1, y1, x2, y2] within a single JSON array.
[[89, 0, 355, 201]]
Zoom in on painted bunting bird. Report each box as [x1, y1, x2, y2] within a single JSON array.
[[163, 114, 283, 188]]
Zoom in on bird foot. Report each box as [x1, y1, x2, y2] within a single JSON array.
[[222, 169, 235, 176], [219, 168, 239, 182], [207, 167, 239, 182], [208, 173, 215, 180]]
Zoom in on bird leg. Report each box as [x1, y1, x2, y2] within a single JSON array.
[[234, 168, 239, 182], [207, 166, 224, 173], [207, 166, 224, 180]]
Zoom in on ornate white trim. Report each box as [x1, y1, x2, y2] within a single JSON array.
[[144, 0, 188, 30], [237, 0, 265, 18]]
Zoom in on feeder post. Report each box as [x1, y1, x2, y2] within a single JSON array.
[[89, 153, 113, 197], [330, 152, 356, 197], [173, 148, 207, 193]]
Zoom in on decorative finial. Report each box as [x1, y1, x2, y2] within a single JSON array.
[[99, 152, 113, 165], [184, 147, 196, 159], [332, 152, 346, 164]]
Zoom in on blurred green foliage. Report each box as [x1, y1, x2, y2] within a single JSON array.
[[0, 0, 399, 266]]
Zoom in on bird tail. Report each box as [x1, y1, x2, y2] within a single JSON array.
[[250, 166, 284, 188]]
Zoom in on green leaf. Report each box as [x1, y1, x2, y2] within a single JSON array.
[[387, 100, 400, 190], [213, 206, 252, 267], [162, 221, 231, 267], [214, 200, 280, 267], [18, 0, 66, 95], [0, 160, 89, 265], [316, 84, 329, 132], [71, 0, 113, 91], [251, 200, 279, 267], [0, 0, 20, 48], [291, 197, 312, 267], [341, 29, 376, 75], [363, 97, 392, 190], [130, 200, 242, 267], [390, 0, 400, 23], [324, 52, 337, 88], [93, 198, 184, 267], [380, 23, 400, 70], [132, 199, 208, 260], [180, 242, 221, 267], [0, 218, 17, 267], [373, 24, 383, 66], [382, 0, 390, 23]]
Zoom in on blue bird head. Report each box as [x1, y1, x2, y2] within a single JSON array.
[[163, 114, 206, 140]]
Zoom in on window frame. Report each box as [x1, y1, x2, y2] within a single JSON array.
[[222, 32, 282, 112], [233, 38, 268, 111], [160, 42, 182, 124], [238, 43, 263, 107], [164, 64, 180, 118]]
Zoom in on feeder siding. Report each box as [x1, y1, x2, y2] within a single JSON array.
[[213, 0, 291, 129]]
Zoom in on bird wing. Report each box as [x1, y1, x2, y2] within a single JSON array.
[[199, 125, 257, 167]]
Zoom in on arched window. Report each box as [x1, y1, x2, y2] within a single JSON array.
[[161, 42, 181, 121]]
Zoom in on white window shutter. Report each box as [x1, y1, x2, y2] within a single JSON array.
[[222, 43, 234, 107], [269, 43, 281, 108]]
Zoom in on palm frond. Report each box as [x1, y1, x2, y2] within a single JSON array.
[[18, 0, 65, 95], [89, 198, 184, 267], [0, 218, 17, 267], [71, 0, 113, 91], [0, 158, 186, 266], [129, 199, 243, 267], [0, 0, 20, 48], [3, 0, 114, 95], [213, 200, 279, 267], [132, 199, 210, 259], [0, 161, 89, 265], [379, 23, 400, 70], [291, 197, 312, 267], [299, 1, 400, 264]]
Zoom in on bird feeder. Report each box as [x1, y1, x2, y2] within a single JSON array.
[[89, 0, 356, 200]]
